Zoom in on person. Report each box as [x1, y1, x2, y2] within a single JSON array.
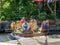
[[37, 20, 41, 28], [45, 20, 49, 28], [29, 19, 38, 32], [22, 22, 30, 32], [20, 17, 26, 27], [16, 21, 21, 29], [11, 21, 16, 31], [41, 20, 49, 33]]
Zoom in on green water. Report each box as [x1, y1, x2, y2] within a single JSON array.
[[0, 34, 9, 42]]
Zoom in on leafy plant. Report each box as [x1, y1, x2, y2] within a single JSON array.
[[37, 12, 47, 20]]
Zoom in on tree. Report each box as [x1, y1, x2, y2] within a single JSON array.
[[1, 0, 57, 21]]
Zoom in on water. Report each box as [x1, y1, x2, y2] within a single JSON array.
[[0, 33, 9, 42]]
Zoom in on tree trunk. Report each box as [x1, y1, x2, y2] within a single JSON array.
[[47, 3, 53, 14]]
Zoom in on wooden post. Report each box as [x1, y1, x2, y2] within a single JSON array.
[[37, 2, 40, 15], [45, 34, 48, 45]]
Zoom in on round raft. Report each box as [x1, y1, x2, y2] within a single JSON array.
[[10, 20, 49, 37], [13, 32, 48, 37]]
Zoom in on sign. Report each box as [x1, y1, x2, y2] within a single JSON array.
[[34, 0, 43, 2]]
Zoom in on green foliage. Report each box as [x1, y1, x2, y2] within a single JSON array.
[[37, 12, 47, 20], [0, 15, 5, 21], [49, 13, 56, 19], [56, 1, 60, 19], [1, 0, 57, 21]]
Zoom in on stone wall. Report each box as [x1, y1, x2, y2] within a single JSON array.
[[49, 20, 56, 30], [56, 19, 60, 30], [49, 19, 60, 30]]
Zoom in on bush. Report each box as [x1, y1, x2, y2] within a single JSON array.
[[37, 12, 47, 20], [49, 13, 56, 19]]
